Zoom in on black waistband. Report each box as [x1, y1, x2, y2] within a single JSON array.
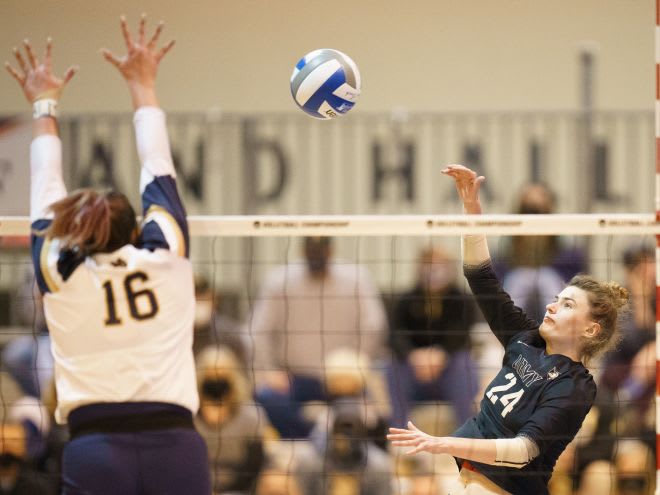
[[68, 403, 194, 439]]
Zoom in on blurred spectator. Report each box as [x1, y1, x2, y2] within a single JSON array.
[[0, 398, 56, 494], [323, 348, 389, 451], [193, 275, 248, 367], [195, 346, 269, 495], [294, 398, 392, 495], [494, 182, 587, 323], [248, 237, 387, 439], [598, 245, 655, 453], [255, 468, 302, 495], [549, 401, 617, 495], [2, 267, 53, 398], [614, 439, 655, 495], [387, 244, 479, 428], [600, 245, 655, 392]]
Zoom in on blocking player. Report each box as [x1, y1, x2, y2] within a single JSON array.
[[388, 164, 629, 495], [5, 15, 210, 495]]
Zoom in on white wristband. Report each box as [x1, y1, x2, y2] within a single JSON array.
[[33, 99, 58, 119], [462, 234, 491, 267]]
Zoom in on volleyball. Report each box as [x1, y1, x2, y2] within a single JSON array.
[[290, 48, 361, 119]]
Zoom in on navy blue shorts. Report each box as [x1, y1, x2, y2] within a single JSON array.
[[61, 428, 210, 495], [61, 403, 210, 495]]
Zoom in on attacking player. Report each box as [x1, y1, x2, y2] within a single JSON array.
[[5, 15, 211, 495], [388, 164, 629, 495]]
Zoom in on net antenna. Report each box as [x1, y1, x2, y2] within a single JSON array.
[[655, 0, 660, 490]]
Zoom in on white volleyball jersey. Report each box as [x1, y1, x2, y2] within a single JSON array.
[[30, 107, 198, 424]]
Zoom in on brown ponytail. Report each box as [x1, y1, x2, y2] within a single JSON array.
[[43, 189, 137, 255]]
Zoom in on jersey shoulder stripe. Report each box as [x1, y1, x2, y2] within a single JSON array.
[[31, 219, 60, 294], [141, 205, 185, 256], [31, 219, 89, 295], [140, 175, 189, 257], [39, 236, 60, 292]]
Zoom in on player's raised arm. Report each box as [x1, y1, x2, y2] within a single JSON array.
[[102, 15, 188, 257], [442, 164, 537, 346], [5, 38, 77, 221], [441, 164, 487, 266]]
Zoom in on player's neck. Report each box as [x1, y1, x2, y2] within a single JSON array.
[[544, 341, 581, 363]]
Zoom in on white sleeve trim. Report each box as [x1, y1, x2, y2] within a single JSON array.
[[494, 436, 540, 469], [134, 106, 176, 186], [30, 135, 67, 221], [461, 234, 491, 267]]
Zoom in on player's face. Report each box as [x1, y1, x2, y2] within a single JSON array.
[[539, 286, 594, 351]]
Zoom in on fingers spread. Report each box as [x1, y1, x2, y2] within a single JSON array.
[[62, 65, 78, 85], [5, 62, 24, 84], [390, 439, 420, 447], [44, 37, 53, 71], [388, 427, 412, 434], [407, 443, 427, 455], [138, 13, 147, 45], [23, 39, 38, 68], [407, 421, 421, 432], [120, 15, 134, 50], [147, 22, 164, 49], [156, 39, 175, 62], [100, 48, 121, 68], [387, 433, 417, 441], [13, 47, 28, 73]]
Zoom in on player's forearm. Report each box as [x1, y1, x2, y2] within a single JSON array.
[[33, 115, 59, 139], [134, 106, 175, 182], [462, 234, 491, 267], [444, 436, 537, 469], [440, 437, 498, 465], [460, 179, 489, 266], [30, 128, 67, 221]]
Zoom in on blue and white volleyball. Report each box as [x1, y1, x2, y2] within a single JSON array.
[[290, 49, 361, 119]]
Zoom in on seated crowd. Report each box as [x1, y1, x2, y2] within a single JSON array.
[[0, 236, 654, 495]]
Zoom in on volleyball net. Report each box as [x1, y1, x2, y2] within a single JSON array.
[[0, 213, 657, 494]]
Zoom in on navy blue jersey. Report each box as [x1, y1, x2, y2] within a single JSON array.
[[453, 262, 596, 495]]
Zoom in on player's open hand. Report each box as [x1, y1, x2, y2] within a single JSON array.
[[441, 164, 485, 214], [387, 421, 446, 455], [101, 14, 174, 89], [5, 38, 77, 104]]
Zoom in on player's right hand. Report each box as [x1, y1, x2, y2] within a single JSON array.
[[441, 164, 485, 215]]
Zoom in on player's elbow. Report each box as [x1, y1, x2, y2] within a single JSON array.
[[494, 436, 539, 469]]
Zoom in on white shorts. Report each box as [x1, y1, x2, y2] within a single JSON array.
[[456, 467, 512, 495]]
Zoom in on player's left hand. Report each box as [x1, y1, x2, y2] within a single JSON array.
[[387, 421, 446, 455], [101, 14, 174, 89], [5, 38, 77, 104]]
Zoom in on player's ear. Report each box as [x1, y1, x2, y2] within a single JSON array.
[[585, 322, 601, 338]]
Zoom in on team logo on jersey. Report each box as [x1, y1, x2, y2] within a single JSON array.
[[512, 355, 543, 387], [547, 367, 560, 380]]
